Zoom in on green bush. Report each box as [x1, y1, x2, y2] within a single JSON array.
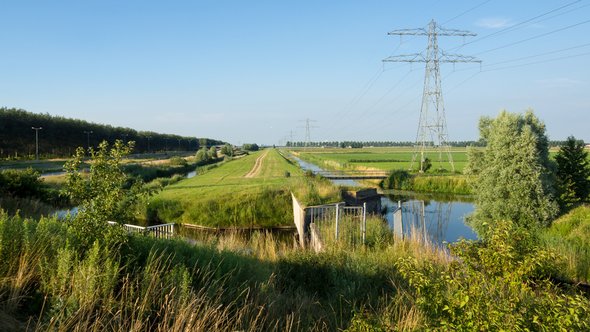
[[397, 220, 590, 330], [380, 170, 412, 190]]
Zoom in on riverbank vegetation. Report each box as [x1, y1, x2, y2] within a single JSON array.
[[380, 170, 473, 195]]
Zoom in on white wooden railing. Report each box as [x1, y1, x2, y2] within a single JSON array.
[[107, 221, 175, 239]]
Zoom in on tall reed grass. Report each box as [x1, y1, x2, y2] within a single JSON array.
[[1, 210, 587, 331]]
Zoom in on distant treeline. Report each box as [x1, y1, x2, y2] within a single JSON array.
[[0, 108, 225, 158], [286, 141, 486, 148], [286, 140, 581, 148]]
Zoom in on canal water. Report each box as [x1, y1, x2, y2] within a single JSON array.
[[292, 156, 478, 244]]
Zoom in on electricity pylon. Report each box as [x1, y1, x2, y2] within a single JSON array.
[[384, 19, 480, 172], [299, 119, 318, 148]]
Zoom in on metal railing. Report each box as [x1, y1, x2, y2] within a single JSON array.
[[107, 221, 175, 239], [307, 202, 366, 249]]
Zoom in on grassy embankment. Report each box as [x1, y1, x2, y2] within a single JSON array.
[[148, 149, 340, 228], [542, 204, 590, 283], [293, 147, 474, 195]]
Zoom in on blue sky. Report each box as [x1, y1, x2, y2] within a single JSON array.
[[1, 1, 589, 144]]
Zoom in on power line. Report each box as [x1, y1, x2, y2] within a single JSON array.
[[384, 20, 480, 172], [441, 0, 492, 25], [474, 18, 590, 56], [450, 0, 584, 51]]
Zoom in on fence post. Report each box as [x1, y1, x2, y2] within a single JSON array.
[[335, 203, 340, 241], [362, 202, 367, 245]]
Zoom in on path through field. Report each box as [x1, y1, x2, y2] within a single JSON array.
[[244, 150, 268, 178]]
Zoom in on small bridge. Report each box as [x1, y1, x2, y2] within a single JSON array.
[[315, 170, 388, 180]]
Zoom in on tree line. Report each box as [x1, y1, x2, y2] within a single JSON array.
[[286, 139, 583, 148], [285, 140, 487, 148], [0, 107, 225, 159]]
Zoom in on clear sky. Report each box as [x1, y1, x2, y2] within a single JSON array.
[[1, 0, 589, 145]]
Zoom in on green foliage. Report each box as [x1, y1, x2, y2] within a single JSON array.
[[397, 220, 590, 330], [168, 156, 187, 166], [0, 168, 68, 216], [0, 107, 222, 158], [555, 136, 590, 208], [209, 146, 217, 158], [463, 146, 485, 175], [380, 170, 472, 195], [242, 143, 259, 151], [0, 168, 45, 198], [541, 205, 590, 282], [195, 147, 213, 163], [64, 140, 144, 249], [220, 143, 233, 156], [380, 170, 412, 190], [469, 110, 558, 233], [420, 157, 432, 172]]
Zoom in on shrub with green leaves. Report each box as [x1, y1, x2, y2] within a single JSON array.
[[397, 220, 590, 330]]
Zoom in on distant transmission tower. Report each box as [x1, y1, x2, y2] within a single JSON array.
[[299, 119, 318, 148], [384, 19, 480, 172]]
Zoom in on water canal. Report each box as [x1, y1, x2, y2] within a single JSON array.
[[291, 156, 478, 244]]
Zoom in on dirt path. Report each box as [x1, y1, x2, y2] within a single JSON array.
[[244, 150, 268, 178]]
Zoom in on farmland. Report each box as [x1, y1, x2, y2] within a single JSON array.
[[291, 146, 470, 173]]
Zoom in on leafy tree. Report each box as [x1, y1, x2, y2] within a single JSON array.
[[468, 110, 558, 233], [220, 144, 233, 157], [463, 146, 485, 175], [242, 143, 259, 151], [555, 136, 590, 207], [209, 146, 217, 158], [195, 147, 210, 163], [64, 140, 144, 250]]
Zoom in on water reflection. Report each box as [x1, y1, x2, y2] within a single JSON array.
[[288, 153, 478, 244], [382, 192, 477, 244]]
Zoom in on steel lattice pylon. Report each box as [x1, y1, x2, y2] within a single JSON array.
[[384, 20, 480, 172]]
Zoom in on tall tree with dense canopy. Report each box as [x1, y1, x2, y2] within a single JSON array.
[[555, 136, 590, 207], [468, 110, 558, 233]]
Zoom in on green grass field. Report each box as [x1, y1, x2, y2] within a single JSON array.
[[148, 149, 340, 227], [292, 147, 470, 174]]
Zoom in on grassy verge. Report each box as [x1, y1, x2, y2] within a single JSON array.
[[379, 169, 473, 195], [541, 204, 590, 283]]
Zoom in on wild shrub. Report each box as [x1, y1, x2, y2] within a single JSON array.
[[380, 170, 412, 190], [168, 156, 188, 166], [397, 220, 590, 330]]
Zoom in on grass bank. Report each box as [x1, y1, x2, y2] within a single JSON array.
[[379, 169, 473, 195], [148, 149, 341, 227], [541, 204, 590, 283]]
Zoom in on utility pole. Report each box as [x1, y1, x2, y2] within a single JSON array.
[[384, 20, 480, 172], [83, 130, 93, 150], [146, 136, 151, 153], [31, 127, 42, 160]]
